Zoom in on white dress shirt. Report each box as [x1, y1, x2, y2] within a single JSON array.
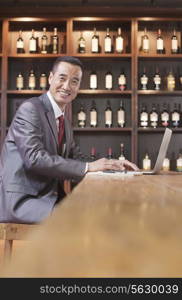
[[47, 91, 88, 173]]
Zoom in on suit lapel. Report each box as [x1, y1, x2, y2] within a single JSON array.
[[39, 93, 58, 147], [46, 110, 58, 147]]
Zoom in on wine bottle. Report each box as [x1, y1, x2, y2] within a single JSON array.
[[176, 153, 182, 172], [171, 29, 178, 54], [115, 27, 123, 53], [16, 30, 24, 54], [29, 29, 37, 54], [105, 100, 112, 128], [91, 27, 99, 53], [149, 103, 158, 128], [171, 103, 180, 128], [156, 29, 164, 54], [28, 70, 36, 90], [162, 157, 170, 171], [77, 103, 86, 128], [39, 73, 47, 90], [167, 70, 175, 91], [117, 100, 125, 128], [153, 67, 161, 90], [52, 27, 59, 54], [90, 147, 96, 161], [107, 147, 113, 159], [41, 27, 48, 54], [89, 71, 97, 89], [118, 143, 125, 161], [105, 71, 113, 90], [140, 67, 148, 90], [16, 72, 24, 90], [118, 70, 126, 91], [160, 103, 170, 127], [142, 153, 151, 170], [139, 104, 148, 128], [78, 32, 86, 53], [142, 27, 149, 53], [90, 100, 97, 128], [104, 28, 112, 53]]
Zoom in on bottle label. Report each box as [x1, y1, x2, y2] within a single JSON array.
[[154, 75, 161, 85], [105, 74, 112, 89], [29, 76, 36, 89], [40, 76, 47, 89], [172, 39, 178, 51], [116, 37, 123, 52], [92, 38, 99, 52], [29, 40, 36, 51], [17, 40, 24, 49], [143, 39, 149, 51], [80, 40, 85, 48], [162, 158, 170, 171], [118, 75, 126, 85], [177, 158, 182, 171], [29, 39, 36, 52], [78, 111, 86, 121], [157, 38, 164, 50], [150, 112, 158, 122], [172, 112, 180, 121], [140, 112, 148, 127], [90, 111, 97, 126], [105, 111, 112, 125], [161, 112, 169, 122], [105, 37, 112, 52], [143, 158, 151, 170], [141, 112, 148, 121], [90, 74, 97, 89], [141, 75, 148, 85], [118, 110, 125, 126], [167, 76, 175, 90], [16, 76, 24, 89]]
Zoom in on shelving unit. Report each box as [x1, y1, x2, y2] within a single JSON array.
[[0, 16, 182, 169]]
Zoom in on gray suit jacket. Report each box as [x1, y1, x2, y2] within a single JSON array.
[[0, 93, 86, 223]]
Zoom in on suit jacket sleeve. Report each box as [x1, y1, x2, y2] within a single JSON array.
[[11, 100, 86, 181]]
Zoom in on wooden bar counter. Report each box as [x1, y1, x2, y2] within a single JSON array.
[[1, 172, 182, 277]]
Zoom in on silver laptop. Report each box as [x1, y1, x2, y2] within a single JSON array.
[[130, 127, 172, 175], [103, 128, 172, 175]]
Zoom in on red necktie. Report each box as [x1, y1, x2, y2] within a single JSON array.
[[58, 115, 65, 146]]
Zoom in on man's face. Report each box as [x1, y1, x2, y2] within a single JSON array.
[[48, 61, 82, 110]]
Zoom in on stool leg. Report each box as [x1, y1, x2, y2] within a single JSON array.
[[4, 239, 13, 262]]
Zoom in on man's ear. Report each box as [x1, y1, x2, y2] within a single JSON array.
[[48, 72, 53, 85]]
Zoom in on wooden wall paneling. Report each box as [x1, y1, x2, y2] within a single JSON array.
[[1, 19, 9, 147]]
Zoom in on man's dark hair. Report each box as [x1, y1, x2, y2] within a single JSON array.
[[52, 56, 84, 73]]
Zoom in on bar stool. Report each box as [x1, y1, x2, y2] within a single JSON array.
[[0, 223, 40, 262]]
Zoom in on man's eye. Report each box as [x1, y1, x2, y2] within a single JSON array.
[[72, 80, 79, 85]]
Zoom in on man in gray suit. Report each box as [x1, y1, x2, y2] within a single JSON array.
[[0, 56, 138, 224]]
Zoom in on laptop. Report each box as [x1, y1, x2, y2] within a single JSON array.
[[103, 127, 172, 175]]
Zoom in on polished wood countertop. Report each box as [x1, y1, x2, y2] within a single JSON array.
[[1, 172, 182, 277]]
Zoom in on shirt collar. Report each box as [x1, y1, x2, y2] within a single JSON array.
[[47, 90, 64, 119]]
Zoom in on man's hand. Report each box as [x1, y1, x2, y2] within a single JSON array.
[[87, 158, 139, 172]]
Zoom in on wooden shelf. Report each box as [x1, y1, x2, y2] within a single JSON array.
[[138, 90, 182, 95], [7, 90, 43, 94], [73, 53, 132, 58], [7, 89, 132, 95], [78, 90, 132, 95], [138, 54, 182, 59], [1, 16, 182, 165], [8, 54, 66, 58], [73, 127, 132, 132], [138, 127, 182, 132]]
